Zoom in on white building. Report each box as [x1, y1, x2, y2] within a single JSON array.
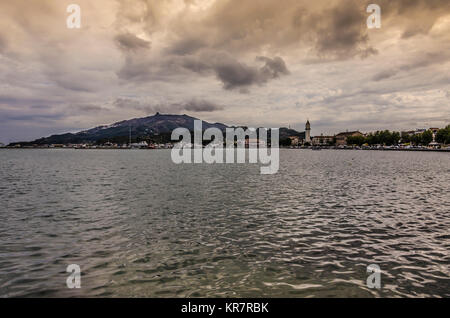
[[305, 120, 311, 144], [130, 141, 148, 149]]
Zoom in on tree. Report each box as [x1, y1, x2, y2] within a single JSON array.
[[279, 138, 292, 147], [390, 131, 401, 145], [363, 130, 400, 146], [436, 125, 450, 144], [330, 136, 337, 146], [401, 132, 410, 143], [421, 130, 433, 145], [347, 135, 366, 146], [410, 133, 421, 146]]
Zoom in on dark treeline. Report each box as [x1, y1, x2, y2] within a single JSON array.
[[349, 131, 401, 146], [435, 125, 450, 144]]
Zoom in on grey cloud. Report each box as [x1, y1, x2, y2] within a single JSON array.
[[180, 56, 211, 74], [114, 0, 449, 90], [372, 69, 398, 82], [160, 0, 449, 61], [402, 27, 431, 39], [399, 52, 450, 71], [115, 32, 151, 51], [117, 49, 290, 91], [76, 104, 107, 113], [214, 56, 290, 90], [256, 56, 290, 79], [379, 0, 450, 39], [156, 0, 379, 61], [372, 52, 450, 82], [0, 109, 64, 123], [183, 99, 223, 112], [47, 74, 96, 93], [114, 98, 223, 113], [213, 59, 259, 90], [166, 38, 205, 56], [0, 33, 7, 53], [314, 2, 377, 59], [113, 98, 142, 109], [0, 95, 53, 106]]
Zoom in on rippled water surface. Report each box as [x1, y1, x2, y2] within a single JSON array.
[[0, 149, 449, 297]]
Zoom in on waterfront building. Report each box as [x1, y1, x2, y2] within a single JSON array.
[[289, 136, 300, 146], [286, 120, 309, 145], [335, 131, 363, 146], [130, 141, 149, 149], [312, 135, 334, 146]]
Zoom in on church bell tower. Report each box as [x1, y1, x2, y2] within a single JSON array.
[[305, 120, 311, 143]]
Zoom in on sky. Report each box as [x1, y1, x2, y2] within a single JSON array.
[[0, 0, 449, 143]]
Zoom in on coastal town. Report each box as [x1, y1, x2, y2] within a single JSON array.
[[280, 121, 450, 151], [1, 120, 449, 151]]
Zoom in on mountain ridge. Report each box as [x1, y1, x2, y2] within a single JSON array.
[[11, 113, 304, 145]]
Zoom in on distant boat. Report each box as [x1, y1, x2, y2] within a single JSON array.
[[312, 146, 322, 150]]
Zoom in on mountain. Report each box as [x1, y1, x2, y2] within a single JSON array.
[[11, 113, 305, 146], [25, 113, 229, 145], [279, 128, 305, 140]]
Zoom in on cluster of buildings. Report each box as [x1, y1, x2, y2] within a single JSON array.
[[287, 121, 446, 148], [8, 142, 175, 149], [288, 120, 343, 146]]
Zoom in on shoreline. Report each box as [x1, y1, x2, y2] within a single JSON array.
[[1, 147, 449, 152]]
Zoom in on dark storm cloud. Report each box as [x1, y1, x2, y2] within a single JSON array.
[[114, 0, 450, 90], [313, 2, 377, 58], [175, 53, 290, 90], [117, 49, 290, 91], [213, 59, 259, 90], [163, 0, 450, 60], [378, 0, 450, 38], [159, 0, 378, 60], [213, 56, 290, 90], [114, 32, 151, 51]]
